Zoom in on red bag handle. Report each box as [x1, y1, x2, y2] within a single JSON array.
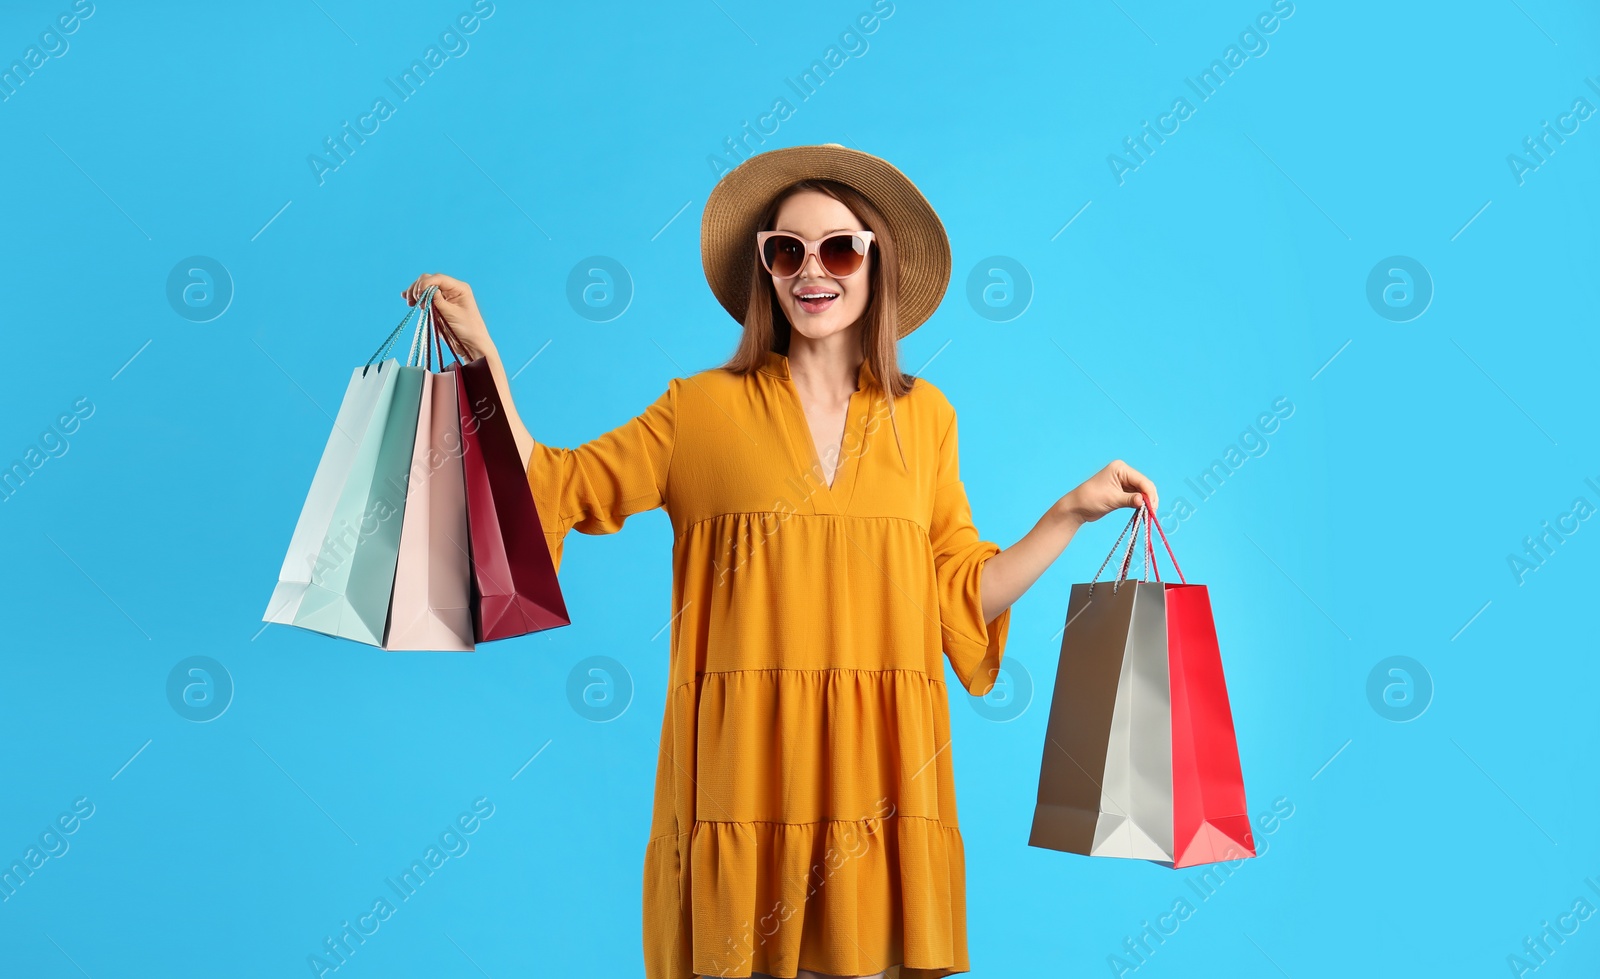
[[1140, 492, 1186, 584]]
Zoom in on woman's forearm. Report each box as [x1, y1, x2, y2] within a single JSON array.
[[476, 342, 537, 469], [979, 501, 1085, 624], [977, 460, 1162, 624]]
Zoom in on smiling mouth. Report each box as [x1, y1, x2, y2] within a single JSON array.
[[795, 290, 839, 313]]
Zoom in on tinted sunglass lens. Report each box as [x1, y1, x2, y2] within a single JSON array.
[[763, 235, 805, 277], [820, 234, 866, 276]]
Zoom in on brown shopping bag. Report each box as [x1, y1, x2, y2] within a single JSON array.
[[1029, 500, 1255, 869]]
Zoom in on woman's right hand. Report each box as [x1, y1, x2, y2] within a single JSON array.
[[1055, 459, 1159, 526], [402, 273, 495, 362]]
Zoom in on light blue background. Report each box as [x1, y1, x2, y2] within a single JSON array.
[[2, 0, 1597, 976]]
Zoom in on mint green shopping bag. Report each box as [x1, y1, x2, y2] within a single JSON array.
[[262, 363, 392, 626], [282, 295, 433, 645]]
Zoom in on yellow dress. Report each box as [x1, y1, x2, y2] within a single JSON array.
[[526, 349, 1011, 979]]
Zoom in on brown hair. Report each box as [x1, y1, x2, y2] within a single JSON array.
[[719, 179, 916, 400]]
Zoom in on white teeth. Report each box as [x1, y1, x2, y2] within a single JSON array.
[[799, 292, 837, 301]]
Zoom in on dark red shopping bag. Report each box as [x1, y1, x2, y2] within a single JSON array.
[[447, 354, 570, 641]]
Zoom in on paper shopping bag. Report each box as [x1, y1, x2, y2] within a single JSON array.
[[1165, 582, 1255, 867], [383, 365, 474, 651], [262, 365, 391, 624], [289, 359, 425, 645], [450, 356, 569, 641], [1029, 579, 1175, 861], [1029, 504, 1254, 869]]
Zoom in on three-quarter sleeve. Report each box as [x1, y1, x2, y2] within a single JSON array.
[[930, 407, 1011, 697], [525, 381, 677, 572]]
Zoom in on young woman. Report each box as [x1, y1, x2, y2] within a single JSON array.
[[405, 144, 1158, 979]]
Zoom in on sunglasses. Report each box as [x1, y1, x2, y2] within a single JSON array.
[[755, 230, 875, 280]]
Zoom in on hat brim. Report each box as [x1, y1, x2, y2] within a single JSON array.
[[700, 144, 951, 339]]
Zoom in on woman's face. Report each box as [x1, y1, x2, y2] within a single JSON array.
[[768, 190, 872, 342]]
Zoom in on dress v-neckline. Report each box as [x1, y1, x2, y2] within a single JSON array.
[[759, 350, 873, 514], [809, 399, 852, 492]]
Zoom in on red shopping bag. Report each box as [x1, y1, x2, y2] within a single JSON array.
[[1030, 497, 1253, 869], [441, 328, 570, 641], [1165, 575, 1254, 867]]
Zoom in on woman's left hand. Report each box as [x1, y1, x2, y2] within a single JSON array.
[[1055, 459, 1159, 526]]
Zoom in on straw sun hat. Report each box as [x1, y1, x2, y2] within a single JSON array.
[[700, 143, 952, 338]]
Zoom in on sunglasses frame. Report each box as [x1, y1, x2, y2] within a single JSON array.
[[755, 229, 876, 280]]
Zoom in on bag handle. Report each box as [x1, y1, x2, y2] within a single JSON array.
[[1118, 503, 1144, 584], [431, 303, 445, 369], [365, 285, 439, 375], [431, 299, 462, 368], [1089, 505, 1144, 596], [406, 291, 429, 368], [1087, 496, 1187, 596], [416, 288, 465, 371], [421, 288, 434, 372], [1141, 492, 1185, 584]]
